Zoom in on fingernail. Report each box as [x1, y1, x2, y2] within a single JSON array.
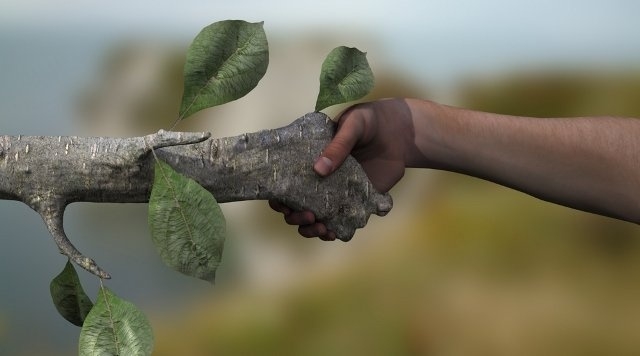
[[314, 156, 334, 176]]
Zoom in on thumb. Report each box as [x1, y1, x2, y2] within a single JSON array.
[[314, 116, 362, 177]]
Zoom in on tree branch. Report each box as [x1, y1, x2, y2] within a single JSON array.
[[0, 112, 392, 278]]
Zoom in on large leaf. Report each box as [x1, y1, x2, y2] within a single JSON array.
[[148, 160, 225, 282], [315, 46, 374, 112], [79, 286, 154, 356], [50, 260, 94, 327], [179, 20, 269, 119]]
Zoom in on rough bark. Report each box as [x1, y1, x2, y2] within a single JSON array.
[[0, 112, 392, 278]]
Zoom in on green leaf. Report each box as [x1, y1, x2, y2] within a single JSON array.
[[79, 286, 154, 356], [148, 160, 225, 283], [50, 260, 94, 327], [315, 46, 375, 112], [179, 20, 269, 119]]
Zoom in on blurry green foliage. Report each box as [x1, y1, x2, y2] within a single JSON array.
[[152, 70, 640, 355], [76, 41, 187, 134], [460, 71, 640, 118]]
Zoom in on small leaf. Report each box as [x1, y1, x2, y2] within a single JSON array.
[[50, 260, 94, 327], [179, 20, 269, 119], [79, 286, 154, 356], [315, 46, 374, 112], [148, 160, 225, 282]]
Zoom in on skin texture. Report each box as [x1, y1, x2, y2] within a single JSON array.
[[271, 98, 640, 239]]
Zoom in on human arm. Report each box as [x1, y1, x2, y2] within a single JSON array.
[[412, 99, 640, 225], [271, 98, 640, 239]]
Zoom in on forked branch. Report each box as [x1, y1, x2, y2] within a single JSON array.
[[0, 112, 392, 277]]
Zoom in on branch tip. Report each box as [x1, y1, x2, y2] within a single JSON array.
[[39, 202, 111, 279]]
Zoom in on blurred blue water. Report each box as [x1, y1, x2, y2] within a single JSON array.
[[0, 29, 95, 355], [0, 29, 215, 355]]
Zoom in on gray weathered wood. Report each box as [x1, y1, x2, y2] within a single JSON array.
[[0, 112, 392, 278]]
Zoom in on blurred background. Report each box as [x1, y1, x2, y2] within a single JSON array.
[[1, 0, 640, 355]]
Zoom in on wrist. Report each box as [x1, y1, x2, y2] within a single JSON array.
[[403, 99, 454, 169]]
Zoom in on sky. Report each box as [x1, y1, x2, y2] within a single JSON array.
[[2, 0, 639, 92], [2, 0, 639, 32], [2, 0, 639, 93]]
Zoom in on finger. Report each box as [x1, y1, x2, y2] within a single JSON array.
[[268, 199, 291, 215], [284, 210, 316, 226], [298, 223, 327, 238], [318, 231, 337, 241], [314, 108, 365, 177]]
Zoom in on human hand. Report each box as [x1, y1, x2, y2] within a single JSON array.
[[270, 98, 416, 240]]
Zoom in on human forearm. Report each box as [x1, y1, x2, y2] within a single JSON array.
[[409, 99, 640, 223]]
